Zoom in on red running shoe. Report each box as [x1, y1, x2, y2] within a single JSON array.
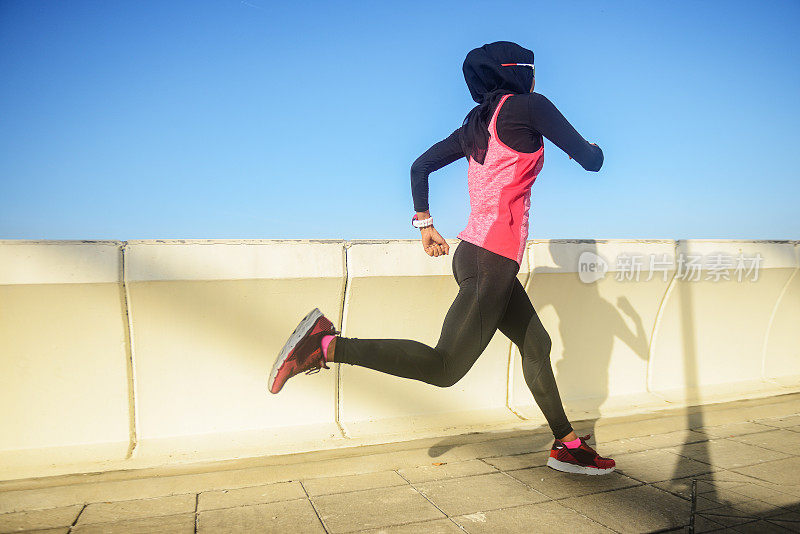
[[546, 434, 616, 475], [268, 308, 339, 394]]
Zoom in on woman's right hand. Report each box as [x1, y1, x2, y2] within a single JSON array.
[[421, 226, 450, 257]]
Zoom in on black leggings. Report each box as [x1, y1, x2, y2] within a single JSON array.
[[334, 239, 573, 440]]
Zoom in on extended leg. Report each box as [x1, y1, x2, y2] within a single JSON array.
[[497, 277, 573, 439], [334, 241, 518, 388], [333, 277, 482, 387]]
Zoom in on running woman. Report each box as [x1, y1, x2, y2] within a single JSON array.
[[268, 41, 615, 475]]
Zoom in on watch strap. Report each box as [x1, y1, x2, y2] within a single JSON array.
[[412, 214, 434, 228]]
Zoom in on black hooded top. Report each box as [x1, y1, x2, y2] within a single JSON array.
[[459, 41, 536, 165], [410, 41, 604, 214]]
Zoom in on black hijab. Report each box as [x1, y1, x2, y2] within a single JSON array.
[[459, 41, 535, 164]]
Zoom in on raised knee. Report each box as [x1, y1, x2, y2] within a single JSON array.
[[525, 331, 552, 362]]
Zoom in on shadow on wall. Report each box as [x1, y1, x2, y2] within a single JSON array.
[[425, 240, 651, 458], [534, 240, 649, 438], [539, 240, 714, 501], [424, 240, 782, 530]]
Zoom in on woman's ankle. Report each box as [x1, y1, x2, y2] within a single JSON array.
[[322, 335, 336, 362], [557, 430, 578, 443]]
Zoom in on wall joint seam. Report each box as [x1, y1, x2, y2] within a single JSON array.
[[333, 241, 351, 439], [120, 241, 140, 459], [646, 242, 680, 395], [760, 265, 799, 382]]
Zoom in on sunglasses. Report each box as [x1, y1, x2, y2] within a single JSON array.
[[501, 63, 535, 77]]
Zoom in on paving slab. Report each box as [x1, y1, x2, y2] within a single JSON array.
[[585, 438, 649, 456], [700, 399, 800, 427], [732, 499, 794, 517], [700, 488, 758, 506], [698, 505, 762, 528], [480, 452, 549, 472], [456, 434, 552, 459], [297, 448, 467, 480], [76, 494, 195, 525], [628, 429, 709, 450], [694, 495, 729, 512], [0, 465, 296, 514], [733, 456, 800, 486], [652, 471, 758, 499], [0, 504, 82, 532], [731, 519, 795, 533], [574, 417, 689, 443], [451, 500, 613, 533], [741, 479, 800, 499], [11, 529, 69, 534], [302, 471, 407, 497], [672, 513, 727, 533], [559, 484, 691, 533], [357, 518, 463, 533], [692, 421, 775, 439], [666, 438, 790, 470], [414, 472, 549, 517], [614, 448, 715, 483], [310, 485, 443, 533], [197, 498, 324, 534], [198, 480, 305, 511], [730, 428, 800, 453], [71, 513, 195, 534], [397, 459, 496, 484], [729, 482, 800, 508], [768, 511, 800, 531], [505, 466, 641, 500], [755, 414, 800, 428], [691, 516, 727, 533]]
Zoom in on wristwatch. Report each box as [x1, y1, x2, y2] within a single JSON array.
[[412, 214, 434, 228]]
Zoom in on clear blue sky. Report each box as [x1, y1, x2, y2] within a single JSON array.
[[1, 0, 798, 240]]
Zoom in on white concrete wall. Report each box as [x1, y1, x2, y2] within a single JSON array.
[[0, 239, 798, 480], [0, 242, 131, 475]]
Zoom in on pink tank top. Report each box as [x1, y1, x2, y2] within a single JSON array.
[[456, 93, 544, 267]]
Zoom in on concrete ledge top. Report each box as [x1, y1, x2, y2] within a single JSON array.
[[0, 242, 121, 285], [125, 241, 345, 281], [0, 239, 796, 284]]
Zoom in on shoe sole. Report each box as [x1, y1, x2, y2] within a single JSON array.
[[546, 456, 615, 475], [268, 307, 324, 394]]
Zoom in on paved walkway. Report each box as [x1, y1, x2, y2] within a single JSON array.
[[1, 393, 800, 533]]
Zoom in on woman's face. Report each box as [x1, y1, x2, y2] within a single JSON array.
[[530, 76, 535, 92]]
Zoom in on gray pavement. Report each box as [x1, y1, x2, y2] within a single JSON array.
[[1, 393, 800, 533]]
